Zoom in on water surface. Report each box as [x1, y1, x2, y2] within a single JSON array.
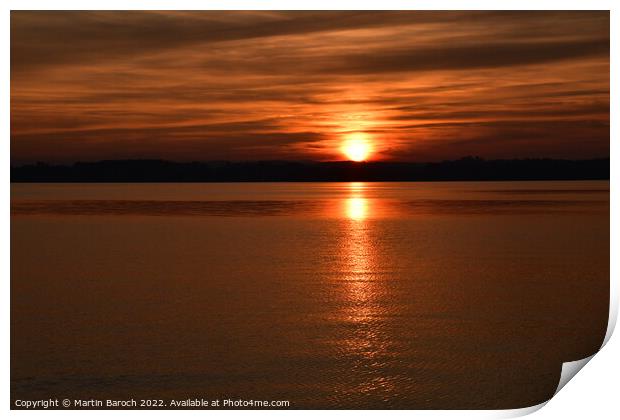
[[11, 181, 609, 409]]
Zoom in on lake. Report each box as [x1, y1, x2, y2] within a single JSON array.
[[11, 181, 609, 409]]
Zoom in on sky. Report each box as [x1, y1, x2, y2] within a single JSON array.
[[11, 11, 609, 163]]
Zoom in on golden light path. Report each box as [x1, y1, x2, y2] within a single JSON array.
[[346, 197, 368, 220], [342, 182, 372, 318], [338, 182, 396, 396], [341, 133, 373, 162]]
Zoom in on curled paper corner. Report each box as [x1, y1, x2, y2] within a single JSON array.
[[498, 295, 617, 418], [493, 353, 599, 418], [493, 401, 548, 418], [514, 304, 616, 416], [602, 290, 618, 348], [554, 354, 596, 396]]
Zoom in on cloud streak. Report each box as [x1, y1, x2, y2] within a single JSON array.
[[11, 11, 609, 163]]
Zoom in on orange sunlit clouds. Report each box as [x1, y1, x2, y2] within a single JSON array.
[[10, 11, 609, 164]]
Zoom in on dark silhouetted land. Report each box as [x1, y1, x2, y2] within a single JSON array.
[[10, 157, 609, 183]]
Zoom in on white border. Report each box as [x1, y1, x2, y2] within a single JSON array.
[[1, 1, 616, 11], [3, 1, 617, 419]]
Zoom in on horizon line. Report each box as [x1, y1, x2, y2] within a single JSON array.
[[10, 156, 612, 167]]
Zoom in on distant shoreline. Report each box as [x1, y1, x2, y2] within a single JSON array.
[[11, 157, 610, 183]]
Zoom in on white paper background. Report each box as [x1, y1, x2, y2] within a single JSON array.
[[2, 0, 617, 418]]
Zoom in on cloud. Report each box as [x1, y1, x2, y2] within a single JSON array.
[[11, 11, 609, 73], [10, 11, 446, 72], [326, 38, 609, 74], [10, 11, 610, 163]]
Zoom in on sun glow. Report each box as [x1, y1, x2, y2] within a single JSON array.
[[342, 133, 372, 162], [346, 197, 368, 220]]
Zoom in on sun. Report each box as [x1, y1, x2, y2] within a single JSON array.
[[341, 133, 372, 162]]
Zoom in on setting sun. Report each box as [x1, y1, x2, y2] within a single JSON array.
[[342, 133, 372, 162]]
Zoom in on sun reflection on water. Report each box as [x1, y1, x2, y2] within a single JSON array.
[[334, 182, 396, 399], [346, 197, 368, 221], [341, 184, 374, 322]]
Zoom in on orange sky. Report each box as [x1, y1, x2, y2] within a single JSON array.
[[11, 11, 609, 163]]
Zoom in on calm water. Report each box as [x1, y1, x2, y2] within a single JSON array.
[[11, 181, 609, 409]]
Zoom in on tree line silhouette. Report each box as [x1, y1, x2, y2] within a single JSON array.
[[11, 157, 609, 182]]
